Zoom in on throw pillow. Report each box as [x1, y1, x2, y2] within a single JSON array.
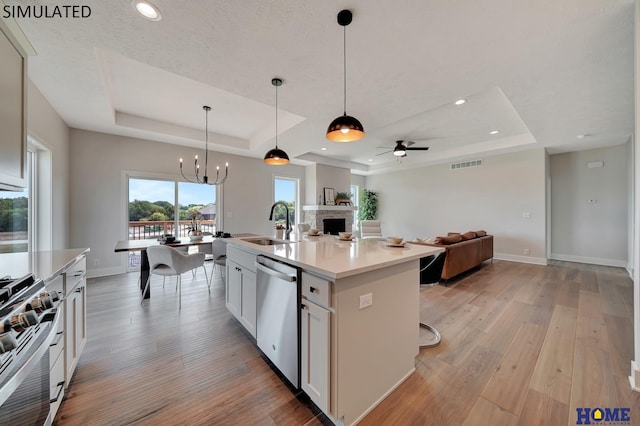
[[447, 232, 460, 236], [435, 234, 463, 245], [461, 231, 477, 240], [475, 230, 487, 237]]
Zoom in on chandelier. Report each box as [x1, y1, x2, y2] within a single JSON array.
[[179, 105, 229, 185]]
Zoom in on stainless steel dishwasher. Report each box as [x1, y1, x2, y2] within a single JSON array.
[[255, 255, 300, 388]]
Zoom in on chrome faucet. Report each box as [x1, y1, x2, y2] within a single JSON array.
[[268, 202, 292, 240]]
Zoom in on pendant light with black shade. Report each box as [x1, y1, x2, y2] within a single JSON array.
[[326, 9, 365, 142], [264, 78, 290, 165]]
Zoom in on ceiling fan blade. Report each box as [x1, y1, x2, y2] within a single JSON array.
[[376, 149, 393, 156], [405, 146, 430, 151]]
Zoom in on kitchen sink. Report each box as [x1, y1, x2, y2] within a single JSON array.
[[244, 238, 293, 246]]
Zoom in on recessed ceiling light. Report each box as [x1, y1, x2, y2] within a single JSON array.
[[367, 159, 373, 162], [489, 130, 499, 135], [576, 134, 585, 139], [132, 0, 161, 21], [321, 147, 327, 151], [455, 99, 466, 106]]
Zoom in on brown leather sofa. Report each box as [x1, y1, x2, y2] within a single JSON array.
[[425, 232, 493, 281]]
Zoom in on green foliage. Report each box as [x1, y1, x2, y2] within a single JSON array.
[[335, 191, 351, 200], [358, 189, 378, 221], [0, 197, 28, 232], [147, 212, 168, 222], [272, 200, 295, 224], [129, 199, 177, 221]]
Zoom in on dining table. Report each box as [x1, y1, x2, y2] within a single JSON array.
[[114, 234, 255, 299]]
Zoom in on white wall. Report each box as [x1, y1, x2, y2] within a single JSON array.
[[631, 0, 640, 392], [68, 129, 304, 277], [305, 164, 352, 205], [550, 145, 629, 267], [365, 149, 547, 264], [27, 80, 70, 250]]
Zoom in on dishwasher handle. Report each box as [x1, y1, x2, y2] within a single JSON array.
[[255, 261, 297, 282]]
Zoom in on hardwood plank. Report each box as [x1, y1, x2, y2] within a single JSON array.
[[516, 389, 568, 426], [462, 397, 518, 426], [481, 322, 547, 415], [53, 260, 635, 426], [575, 290, 609, 349], [568, 345, 619, 420], [529, 305, 578, 404]]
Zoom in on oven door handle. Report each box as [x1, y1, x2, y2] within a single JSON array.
[[0, 308, 61, 407]]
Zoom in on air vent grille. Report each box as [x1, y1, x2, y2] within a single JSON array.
[[450, 159, 483, 170]]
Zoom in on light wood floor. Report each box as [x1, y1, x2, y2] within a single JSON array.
[[54, 260, 639, 426]]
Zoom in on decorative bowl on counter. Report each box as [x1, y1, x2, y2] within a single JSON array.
[[189, 235, 203, 242]]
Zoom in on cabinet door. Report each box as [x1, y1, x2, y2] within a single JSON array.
[[75, 284, 87, 358], [64, 288, 78, 386], [226, 260, 242, 319], [0, 25, 27, 190], [301, 299, 330, 413], [239, 268, 256, 338]]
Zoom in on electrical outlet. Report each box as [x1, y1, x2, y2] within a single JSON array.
[[522, 212, 531, 219], [523, 249, 530, 255], [359, 293, 373, 310]]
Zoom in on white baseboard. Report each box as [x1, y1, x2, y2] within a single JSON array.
[[550, 253, 628, 268], [87, 266, 123, 279], [630, 361, 640, 392], [494, 253, 548, 265]]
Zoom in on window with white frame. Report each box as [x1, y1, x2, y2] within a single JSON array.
[[273, 177, 299, 231]]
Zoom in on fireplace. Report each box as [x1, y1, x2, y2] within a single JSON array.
[[323, 218, 346, 235]]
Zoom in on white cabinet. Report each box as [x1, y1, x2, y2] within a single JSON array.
[[226, 246, 257, 338], [226, 260, 241, 318], [301, 298, 330, 412], [300, 271, 332, 413], [45, 254, 87, 421], [63, 256, 87, 388], [0, 22, 28, 190], [239, 268, 256, 337], [47, 275, 65, 420]]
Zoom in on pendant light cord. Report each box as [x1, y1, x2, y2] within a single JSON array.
[[275, 83, 279, 148], [343, 24, 347, 116], [204, 107, 209, 176]]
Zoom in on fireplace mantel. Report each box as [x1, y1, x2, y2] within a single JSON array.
[[302, 205, 357, 211]]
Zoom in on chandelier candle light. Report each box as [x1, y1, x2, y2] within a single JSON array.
[[179, 105, 229, 185]]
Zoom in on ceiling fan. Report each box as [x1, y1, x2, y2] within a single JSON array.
[[376, 140, 430, 157]]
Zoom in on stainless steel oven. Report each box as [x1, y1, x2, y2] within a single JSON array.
[[0, 274, 61, 426]]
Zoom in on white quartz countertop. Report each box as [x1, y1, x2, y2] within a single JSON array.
[[0, 248, 90, 283], [227, 235, 443, 280]]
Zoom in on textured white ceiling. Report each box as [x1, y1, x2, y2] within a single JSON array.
[[5, 0, 634, 174]]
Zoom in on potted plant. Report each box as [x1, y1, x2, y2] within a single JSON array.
[[189, 212, 203, 240], [335, 191, 352, 205], [359, 189, 378, 220], [275, 222, 285, 239]]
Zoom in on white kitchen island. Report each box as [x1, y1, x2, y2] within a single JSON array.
[[225, 235, 443, 426]]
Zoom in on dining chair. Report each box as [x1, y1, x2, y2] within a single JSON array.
[[360, 220, 384, 240], [211, 239, 227, 279], [297, 223, 311, 236], [142, 245, 209, 309]]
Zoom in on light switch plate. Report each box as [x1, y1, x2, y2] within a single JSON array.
[[359, 293, 373, 309]]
